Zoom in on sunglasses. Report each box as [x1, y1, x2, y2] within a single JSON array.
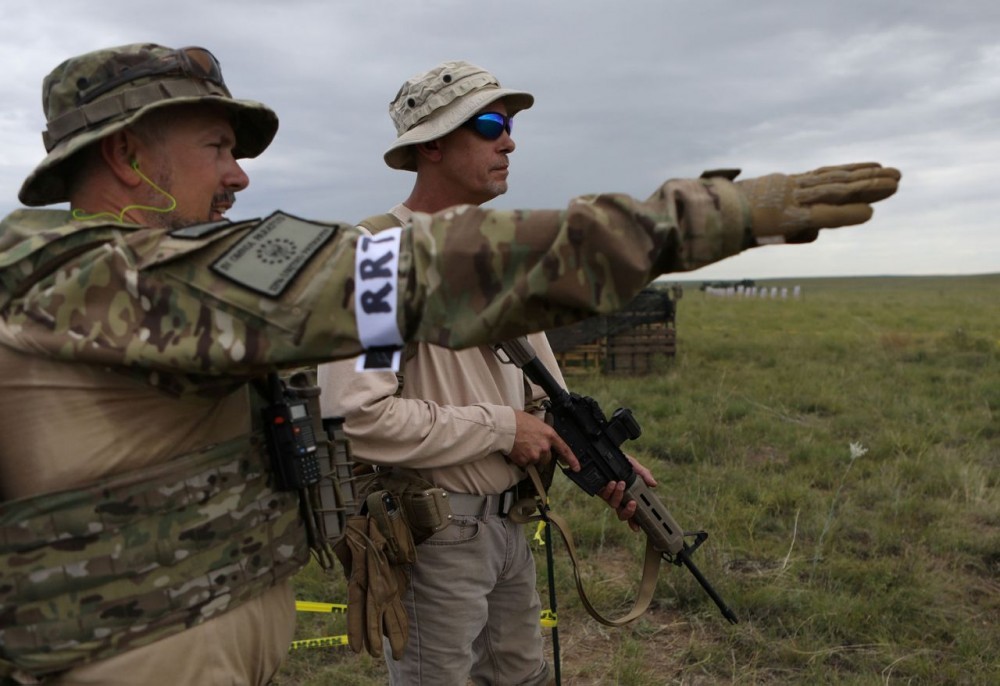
[[463, 112, 514, 140], [77, 46, 228, 105]]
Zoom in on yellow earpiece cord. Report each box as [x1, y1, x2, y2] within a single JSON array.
[[72, 163, 178, 223]]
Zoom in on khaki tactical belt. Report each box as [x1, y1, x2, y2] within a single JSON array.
[[445, 490, 518, 518]]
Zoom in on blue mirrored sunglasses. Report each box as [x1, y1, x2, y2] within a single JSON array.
[[463, 112, 513, 140]]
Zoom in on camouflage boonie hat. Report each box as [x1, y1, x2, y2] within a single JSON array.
[[383, 60, 534, 171], [19, 43, 279, 207]]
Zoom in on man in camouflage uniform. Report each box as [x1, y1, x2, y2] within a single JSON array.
[[0, 43, 899, 685], [317, 61, 661, 686]]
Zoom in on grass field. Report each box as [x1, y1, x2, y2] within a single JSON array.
[[274, 273, 999, 685]]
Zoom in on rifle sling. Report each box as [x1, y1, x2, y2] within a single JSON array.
[[511, 465, 660, 627]]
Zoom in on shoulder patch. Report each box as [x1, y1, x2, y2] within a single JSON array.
[[211, 212, 338, 297]]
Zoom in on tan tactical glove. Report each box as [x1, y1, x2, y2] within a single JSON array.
[[340, 515, 372, 656], [736, 162, 901, 244], [337, 515, 410, 660], [364, 521, 410, 660]]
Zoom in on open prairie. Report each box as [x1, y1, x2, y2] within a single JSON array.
[[277, 274, 999, 685]]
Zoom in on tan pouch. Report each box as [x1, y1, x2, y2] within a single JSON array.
[[376, 471, 453, 544], [398, 487, 452, 543]]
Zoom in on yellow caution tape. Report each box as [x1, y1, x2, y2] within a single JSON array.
[[291, 602, 349, 651], [289, 635, 349, 650], [295, 600, 348, 614], [292, 599, 557, 650]]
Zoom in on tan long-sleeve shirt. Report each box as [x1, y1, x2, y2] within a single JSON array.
[[318, 205, 567, 495]]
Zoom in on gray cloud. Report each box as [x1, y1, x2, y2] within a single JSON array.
[[2, 0, 997, 279]]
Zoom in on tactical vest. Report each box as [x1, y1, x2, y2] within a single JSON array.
[[0, 432, 308, 680], [0, 215, 359, 679]]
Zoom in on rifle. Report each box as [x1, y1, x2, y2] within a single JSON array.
[[495, 337, 738, 625]]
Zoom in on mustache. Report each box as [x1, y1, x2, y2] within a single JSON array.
[[212, 190, 236, 207]]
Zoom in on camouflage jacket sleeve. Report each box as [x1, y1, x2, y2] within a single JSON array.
[[405, 177, 750, 348], [0, 178, 749, 377]]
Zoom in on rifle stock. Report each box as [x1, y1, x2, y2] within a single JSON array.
[[496, 337, 738, 625]]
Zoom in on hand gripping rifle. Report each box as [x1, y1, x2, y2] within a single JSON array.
[[495, 337, 738, 624]]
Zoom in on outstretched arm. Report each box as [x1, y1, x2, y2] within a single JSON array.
[[0, 163, 898, 378]]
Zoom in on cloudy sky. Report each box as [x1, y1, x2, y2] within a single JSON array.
[[2, 0, 997, 280]]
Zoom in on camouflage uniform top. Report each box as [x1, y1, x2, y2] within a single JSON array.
[[0, 180, 750, 396], [0, 180, 749, 683]]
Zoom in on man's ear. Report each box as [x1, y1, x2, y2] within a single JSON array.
[[99, 130, 143, 188], [415, 139, 442, 163]]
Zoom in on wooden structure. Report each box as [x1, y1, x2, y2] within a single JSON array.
[[545, 286, 679, 375]]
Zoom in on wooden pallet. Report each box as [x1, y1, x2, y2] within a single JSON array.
[[546, 286, 681, 376], [605, 322, 676, 374], [555, 342, 604, 374]]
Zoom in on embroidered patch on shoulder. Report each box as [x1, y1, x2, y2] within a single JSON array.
[[211, 212, 338, 297], [169, 219, 237, 239]]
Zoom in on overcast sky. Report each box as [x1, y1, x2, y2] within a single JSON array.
[[2, 0, 997, 280]]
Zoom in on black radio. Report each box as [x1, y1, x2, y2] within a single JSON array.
[[262, 396, 321, 490]]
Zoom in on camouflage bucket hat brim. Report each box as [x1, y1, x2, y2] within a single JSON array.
[[383, 60, 534, 171], [18, 43, 278, 207]]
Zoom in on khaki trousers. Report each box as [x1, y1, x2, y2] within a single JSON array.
[[386, 512, 550, 686]]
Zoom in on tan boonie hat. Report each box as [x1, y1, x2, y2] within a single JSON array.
[[383, 60, 534, 171], [19, 43, 279, 207]]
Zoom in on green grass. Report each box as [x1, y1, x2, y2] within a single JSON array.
[[275, 274, 1000, 685]]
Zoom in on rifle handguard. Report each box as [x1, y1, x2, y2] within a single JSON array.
[[623, 477, 686, 556]]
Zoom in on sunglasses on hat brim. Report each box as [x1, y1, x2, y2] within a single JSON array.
[[463, 112, 513, 140]]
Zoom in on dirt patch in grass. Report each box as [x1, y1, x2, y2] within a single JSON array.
[[542, 607, 699, 685], [535, 545, 731, 685]]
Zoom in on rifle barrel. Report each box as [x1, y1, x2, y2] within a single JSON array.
[[675, 549, 739, 624]]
